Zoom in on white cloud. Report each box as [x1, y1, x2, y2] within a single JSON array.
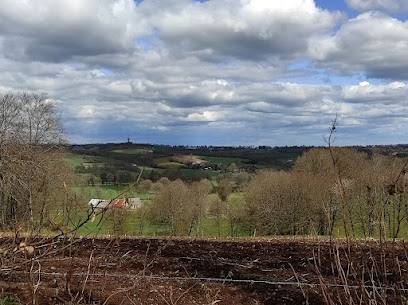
[[342, 81, 408, 103], [186, 111, 223, 122], [78, 105, 95, 118]]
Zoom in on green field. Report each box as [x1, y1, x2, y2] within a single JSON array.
[[196, 155, 248, 166], [64, 154, 109, 170], [153, 157, 186, 169], [179, 168, 218, 180], [112, 148, 153, 155], [157, 162, 187, 169], [64, 205, 408, 239], [64, 154, 89, 169], [72, 185, 153, 200], [75, 210, 241, 238]]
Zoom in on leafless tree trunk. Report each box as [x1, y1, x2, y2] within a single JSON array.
[[0, 92, 67, 231]]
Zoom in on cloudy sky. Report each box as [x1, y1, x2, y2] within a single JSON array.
[[1, 0, 408, 146]]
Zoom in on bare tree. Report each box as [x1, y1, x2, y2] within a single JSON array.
[[0, 93, 21, 145], [19, 92, 64, 145], [187, 179, 212, 236], [245, 170, 328, 236], [138, 179, 153, 193], [0, 92, 69, 231], [148, 180, 192, 235], [217, 179, 232, 202], [208, 196, 227, 237]]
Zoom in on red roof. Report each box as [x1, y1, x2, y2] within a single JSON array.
[[112, 199, 125, 208]]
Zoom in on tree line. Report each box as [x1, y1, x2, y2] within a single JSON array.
[[145, 147, 408, 239]]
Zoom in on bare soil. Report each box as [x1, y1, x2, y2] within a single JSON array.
[[1, 236, 408, 304]]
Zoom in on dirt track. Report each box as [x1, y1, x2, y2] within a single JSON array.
[[1, 236, 408, 304]]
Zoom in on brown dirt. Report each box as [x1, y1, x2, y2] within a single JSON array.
[[1, 236, 408, 304]]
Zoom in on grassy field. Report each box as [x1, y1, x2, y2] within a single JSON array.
[[64, 154, 89, 168], [197, 155, 248, 166], [75, 210, 241, 238], [153, 157, 187, 169], [112, 148, 153, 154], [64, 154, 109, 169], [72, 185, 153, 200], [179, 168, 218, 180], [157, 162, 187, 169]]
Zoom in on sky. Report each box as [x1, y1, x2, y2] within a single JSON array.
[[1, 0, 408, 146]]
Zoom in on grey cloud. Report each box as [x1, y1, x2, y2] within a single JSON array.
[[309, 12, 408, 79], [345, 0, 408, 13], [238, 83, 337, 106], [152, 0, 342, 62], [0, 0, 342, 65], [0, 0, 144, 62], [1, 1, 408, 146], [131, 78, 337, 109]]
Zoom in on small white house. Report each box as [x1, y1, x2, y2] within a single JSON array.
[[88, 199, 109, 209], [126, 198, 142, 209]]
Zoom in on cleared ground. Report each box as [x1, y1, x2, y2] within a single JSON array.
[[1, 236, 407, 304]]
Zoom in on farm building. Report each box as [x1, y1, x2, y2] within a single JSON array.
[[88, 198, 142, 210]]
